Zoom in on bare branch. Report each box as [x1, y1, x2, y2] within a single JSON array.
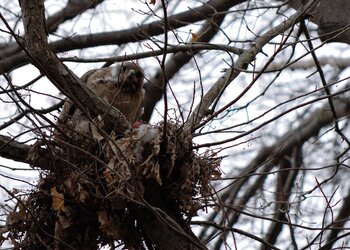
[[0, 0, 246, 73], [0, 134, 32, 164], [200, 95, 350, 246], [324, 189, 350, 249], [184, 0, 319, 132], [0, 0, 105, 59], [18, 0, 130, 133], [142, 0, 240, 121]]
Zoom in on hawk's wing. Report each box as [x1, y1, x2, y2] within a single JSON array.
[[57, 69, 98, 128]]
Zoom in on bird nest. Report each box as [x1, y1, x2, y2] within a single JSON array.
[[2, 121, 222, 249]]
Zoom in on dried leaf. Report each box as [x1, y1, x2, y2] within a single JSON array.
[[65, 178, 72, 189], [149, 0, 156, 5], [108, 139, 119, 155], [104, 160, 115, 184], [191, 33, 199, 42], [57, 208, 73, 229], [26, 141, 41, 162], [98, 210, 119, 237], [51, 187, 64, 211], [98, 210, 108, 226], [11, 188, 20, 195], [90, 123, 104, 142], [78, 184, 89, 203]]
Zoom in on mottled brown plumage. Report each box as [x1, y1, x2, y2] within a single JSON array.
[[58, 62, 144, 134]]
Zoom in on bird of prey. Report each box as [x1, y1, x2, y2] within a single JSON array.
[[57, 61, 145, 135]]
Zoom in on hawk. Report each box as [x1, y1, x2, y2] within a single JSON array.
[[57, 62, 145, 135]]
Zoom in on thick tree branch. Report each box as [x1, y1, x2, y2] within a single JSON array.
[[184, 0, 319, 132], [46, 0, 105, 34], [266, 56, 350, 71], [0, 0, 246, 73], [324, 188, 350, 249], [18, 0, 130, 133], [61, 43, 244, 63], [262, 145, 302, 249], [0, 135, 32, 164], [142, 0, 246, 122], [0, 0, 105, 60], [200, 95, 350, 247], [0, 100, 64, 131], [278, 0, 350, 44], [0, 134, 62, 170]]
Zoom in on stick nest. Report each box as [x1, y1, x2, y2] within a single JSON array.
[[1, 121, 222, 249]]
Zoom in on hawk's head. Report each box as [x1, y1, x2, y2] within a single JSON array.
[[115, 62, 144, 94]]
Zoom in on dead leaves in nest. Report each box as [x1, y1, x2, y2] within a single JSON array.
[[51, 187, 64, 211], [3, 121, 222, 248], [54, 121, 222, 214], [1, 198, 27, 246], [104, 124, 163, 194], [104, 122, 222, 213], [97, 210, 119, 237]]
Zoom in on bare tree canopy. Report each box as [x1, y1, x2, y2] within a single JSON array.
[[280, 0, 350, 44], [1, 0, 350, 249]]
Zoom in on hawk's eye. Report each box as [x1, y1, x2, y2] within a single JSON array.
[[121, 66, 127, 72], [135, 71, 143, 78]]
